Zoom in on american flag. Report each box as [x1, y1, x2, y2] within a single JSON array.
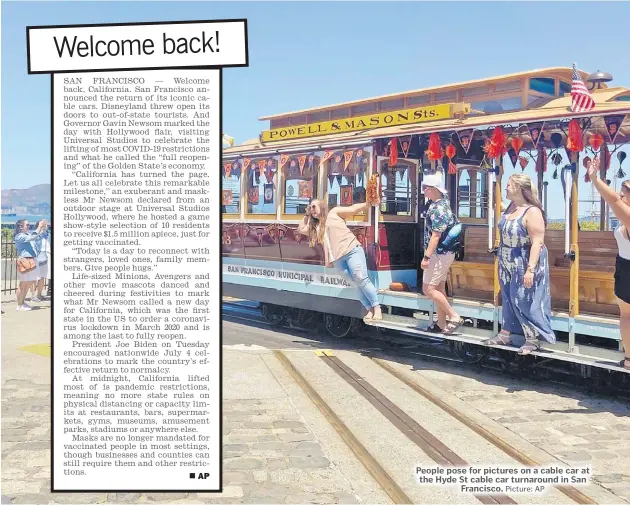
[[571, 64, 595, 113]]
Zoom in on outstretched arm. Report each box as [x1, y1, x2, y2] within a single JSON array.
[[14, 222, 47, 243], [587, 157, 630, 229], [331, 201, 371, 219]]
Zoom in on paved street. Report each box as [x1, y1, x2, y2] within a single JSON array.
[[2, 297, 630, 504]]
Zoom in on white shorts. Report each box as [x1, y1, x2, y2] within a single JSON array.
[[38, 262, 50, 280]]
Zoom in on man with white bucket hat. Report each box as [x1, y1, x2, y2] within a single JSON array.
[[421, 170, 463, 335]]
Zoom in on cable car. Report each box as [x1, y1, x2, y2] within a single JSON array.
[[222, 67, 630, 378]]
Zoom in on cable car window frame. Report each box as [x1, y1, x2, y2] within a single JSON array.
[[456, 164, 489, 225], [244, 156, 280, 221], [323, 145, 372, 224], [280, 152, 321, 220], [376, 156, 418, 223], [222, 158, 244, 221]]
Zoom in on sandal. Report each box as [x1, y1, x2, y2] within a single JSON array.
[[483, 332, 512, 346], [620, 357, 630, 370], [425, 323, 443, 334], [518, 339, 540, 355], [442, 318, 464, 335]]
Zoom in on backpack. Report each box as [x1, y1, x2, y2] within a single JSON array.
[[437, 219, 462, 254]]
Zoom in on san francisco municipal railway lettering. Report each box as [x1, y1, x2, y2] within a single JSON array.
[[226, 265, 351, 286]]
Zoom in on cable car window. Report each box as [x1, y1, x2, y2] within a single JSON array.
[[283, 154, 320, 215], [325, 149, 368, 213], [378, 158, 417, 221], [222, 160, 241, 214], [457, 168, 488, 220], [529, 77, 555, 96], [246, 158, 278, 215]]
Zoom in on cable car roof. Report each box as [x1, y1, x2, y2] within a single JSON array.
[[224, 87, 630, 157], [257, 67, 598, 121]]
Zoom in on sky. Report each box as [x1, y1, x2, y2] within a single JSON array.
[[2, 1, 630, 220]]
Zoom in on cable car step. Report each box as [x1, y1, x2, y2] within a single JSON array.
[[363, 316, 630, 373]]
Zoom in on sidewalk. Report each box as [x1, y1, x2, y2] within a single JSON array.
[[0, 295, 381, 504]]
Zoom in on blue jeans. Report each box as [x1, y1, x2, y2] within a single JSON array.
[[334, 246, 380, 310]]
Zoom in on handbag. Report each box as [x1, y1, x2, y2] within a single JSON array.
[[17, 257, 37, 274]]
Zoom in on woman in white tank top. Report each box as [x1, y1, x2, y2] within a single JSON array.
[[586, 157, 630, 370]]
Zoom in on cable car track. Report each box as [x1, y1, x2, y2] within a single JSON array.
[[272, 348, 603, 505], [221, 301, 630, 401]]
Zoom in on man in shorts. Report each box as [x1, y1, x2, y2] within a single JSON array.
[[421, 172, 463, 335]]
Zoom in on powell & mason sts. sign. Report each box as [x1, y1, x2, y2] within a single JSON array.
[[260, 102, 470, 142]]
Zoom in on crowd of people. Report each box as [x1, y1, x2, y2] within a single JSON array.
[[298, 157, 629, 369], [14, 219, 51, 311]]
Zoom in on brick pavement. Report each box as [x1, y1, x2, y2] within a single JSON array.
[[0, 296, 372, 504], [401, 359, 630, 503], [4, 293, 629, 504]]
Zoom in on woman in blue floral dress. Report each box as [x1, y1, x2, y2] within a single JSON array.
[[484, 174, 555, 354]]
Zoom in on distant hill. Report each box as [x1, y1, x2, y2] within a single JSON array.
[[1, 184, 50, 209]]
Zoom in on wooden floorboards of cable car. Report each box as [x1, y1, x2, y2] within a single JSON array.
[[363, 317, 629, 374]]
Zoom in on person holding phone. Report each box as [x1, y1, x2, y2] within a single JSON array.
[[586, 156, 630, 370], [298, 199, 382, 321]]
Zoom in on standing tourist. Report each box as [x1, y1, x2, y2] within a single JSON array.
[[586, 156, 630, 369], [31, 220, 50, 302], [483, 174, 555, 354], [14, 219, 47, 311], [421, 171, 463, 335]]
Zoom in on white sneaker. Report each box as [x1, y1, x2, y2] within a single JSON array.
[[16, 305, 32, 311], [31, 297, 43, 302]]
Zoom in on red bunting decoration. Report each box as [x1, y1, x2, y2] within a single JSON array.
[[243, 158, 251, 172], [511, 137, 524, 156], [588, 133, 604, 151], [400, 136, 412, 158], [483, 126, 507, 160], [456, 129, 475, 154], [566, 119, 584, 152], [527, 122, 545, 149], [389, 138, 398, 167], [279, 154, 290, 170], [519, 157, 528, 171], [344, 151, 354, 171], [224, 163, 232, 179], [298, 155, 306, 175], [445, 144, 457, 175], [426, 133, 443, 161], [604, 115, 625, 143]]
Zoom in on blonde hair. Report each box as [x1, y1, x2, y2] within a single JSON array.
[[308, 199, 327, 248], [623, 180, 630, 192], [508, 173, 547, 225]]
